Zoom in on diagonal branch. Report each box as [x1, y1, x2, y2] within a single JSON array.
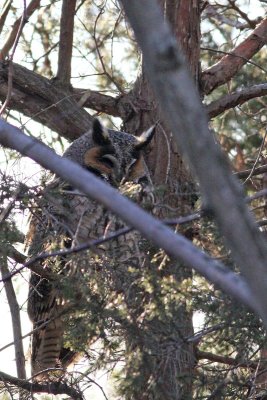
[[0, 62, 124, 139], [201, 17, 267, 95], [0, 119, 261, 317], [118, 0, 267, 327], [0, 61, 93, 140], [206, 83, 267, 118], [0, 370, 84, 399], [0, 0, 41, 61], [197, 350, 259, 371], [236, 163, 267, 180], [0, 1, 12, 35], [56, 0, 77, 85]]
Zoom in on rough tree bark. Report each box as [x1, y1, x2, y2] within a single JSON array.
[[120, 1, 201, 398]]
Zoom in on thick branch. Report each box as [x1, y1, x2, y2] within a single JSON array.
[[119, 0, 267, 326], [0, 62, 92, 140], [73, 88, 121, 116], [0, 62, 125, 138], [236, 164, 267, 180], [0, 119, 261, 317], [0, 370, 83, 399], [201, 17, 267, 95], [56, 0, 76, 85], [207, 83, 267, 118], [0, 0, 41, 60]]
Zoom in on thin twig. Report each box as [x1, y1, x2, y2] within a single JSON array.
[[201, 47, 267, 74], [1, 226, 132, 282], [0, 184, 27, 225], [0, 0, 27, 116], [92, 4, 124, 93]]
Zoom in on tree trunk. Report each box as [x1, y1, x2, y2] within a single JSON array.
[[121, 1, 201, 398]]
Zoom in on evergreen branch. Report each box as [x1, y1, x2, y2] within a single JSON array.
[[1, 211, 202, 282], [1, 226, 132, 282], [0, 119, 261, 319], [0, 184, 27, 225], [0, 370, 84, 399], [119, 0, 267, 327]]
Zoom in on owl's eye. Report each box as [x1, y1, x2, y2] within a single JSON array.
[[127, 158, 137, 171], [138, 176, 149, 185], [101, 154, 119, 170]]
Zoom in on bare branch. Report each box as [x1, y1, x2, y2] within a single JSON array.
[[197, 350, 259, 370], [0, 184, 27, 225], [5, 244, 26, 264], [119, 0, 267, 326], [201, 47, 267, 74], [203, 3, 261, 30], [0, 259, 26, 379], [56, 0, 77, 85], [0, 62, 129, 138], [236, 163, 267, 180], [228, 0, 257, 29], [0, 370, 84, 399], [0, 1, 12, 35], [73, 87, 121, 116], [0, 0, 41, 61], [0, 62, 93, 140], [0, 0, 27, 116], [0, 119, 261, 318], [207, 83, 267, 118], [201, 17, 267, 95]]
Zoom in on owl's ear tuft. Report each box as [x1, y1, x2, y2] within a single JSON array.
[[92, 118, 111, 146], [135, 126, 156, 150]]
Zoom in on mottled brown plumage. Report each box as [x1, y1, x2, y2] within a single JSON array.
[[26, 119, 155, 379]]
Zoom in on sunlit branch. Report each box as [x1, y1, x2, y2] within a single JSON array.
[[119, 0, 267, 327], [0, 1, 12, 35], [0, 119, 261, 317], [207, 83, 267, 118], [0, 0, 41, 61], [201, 17, 267, 95], [56, 0, 76, 85]]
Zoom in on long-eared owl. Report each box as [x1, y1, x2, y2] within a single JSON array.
[[26, 119, 155, 378]]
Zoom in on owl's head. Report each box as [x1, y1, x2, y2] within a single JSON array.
[[64, 119, 155, 186]]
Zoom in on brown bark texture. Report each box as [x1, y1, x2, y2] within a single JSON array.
[[120, 1, 201, 398]]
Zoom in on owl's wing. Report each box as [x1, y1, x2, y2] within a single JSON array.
[[29, 274, 63, 376], [27, 183, 72, 378]]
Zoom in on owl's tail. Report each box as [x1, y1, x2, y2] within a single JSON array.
[[31, 316, 63, 380]]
